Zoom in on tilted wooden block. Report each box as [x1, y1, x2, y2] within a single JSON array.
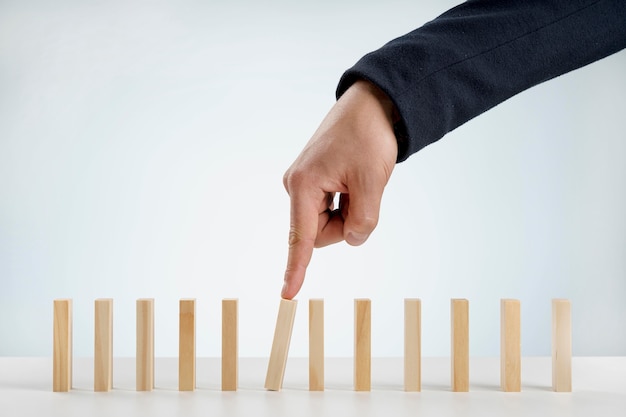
[[500, 299, 521, 392], [265, 298, 298, 391], [309, 299, 324, 391], [404, 298, 421, 392], [179, 298, 196, 391], [94, 298, 113, 392], [451, 298, 469, 392], [136, 298, 154, 391], [53, 299, 73, 392], [222, 298, 238, 391], [552, 299, 572, 392], [354, 299, 371, 392]]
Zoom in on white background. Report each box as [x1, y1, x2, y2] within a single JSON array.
[[1, 0, 625, 358]]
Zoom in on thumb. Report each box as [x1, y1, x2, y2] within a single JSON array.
[[342, 178, 384, 246]]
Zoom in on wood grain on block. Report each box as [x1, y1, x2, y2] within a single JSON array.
[[179, 298, 196, 391], [451, 298, 469, 392], [94, 298, 113, 392], [500, 299, 521, 392], [404, 298, 421, 392], [309, 299, 324, 391], [264, 298, 298, 391], [354, 299, 371, 391], [136, 298, 154, 391], [222, 299, 238, 391], [53, 299, 72, 392], [552, 299, 572, 392]]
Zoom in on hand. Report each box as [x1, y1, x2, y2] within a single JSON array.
[[281, 80, 398, 299]]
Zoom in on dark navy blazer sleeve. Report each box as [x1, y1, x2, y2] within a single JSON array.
[[336, 0, 626, 162]]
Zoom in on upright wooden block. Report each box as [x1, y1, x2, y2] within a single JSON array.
[[404, 298, 421, 392], [354, 298, 371, 392], [53, 299, 72, 392], [264, 298, 298, 391], [451, 298, 469, 392], [179, 298, 196, 391], [309, 299, 324, 391], [552, 299, 572, 392], [500, 299, 521, 392], [136, 298, 154, 391], [222, 298, 238, 391], [94, 298, 113, 392]]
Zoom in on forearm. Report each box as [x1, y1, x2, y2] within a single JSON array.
[[337, 0, 626, 162]]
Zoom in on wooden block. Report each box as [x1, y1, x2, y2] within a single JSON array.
[[53, 299, 72, 392], [354, 298, 371, 391], [404, 298, 421, 392], [264, 298, 298, 391], [309, 299, 324, 391], [451, 298, 469, 392], [552, 299, 572, 392], [179, 298, 196, 391], [500, 299, 521, 392], [222, 298, 238, 391], [94, 298, 113, 392], [136, 298, 154, 391]]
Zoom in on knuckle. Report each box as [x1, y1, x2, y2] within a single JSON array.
[[283, 168, 308, 193], [289, 166, 312, 186], [351, 214, 378, 232], [285, 169, 318, 201]]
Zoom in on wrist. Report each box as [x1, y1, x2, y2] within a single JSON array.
[[351, 79, 398, 124]]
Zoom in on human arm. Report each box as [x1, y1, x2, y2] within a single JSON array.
[[282, 0, 626, 299]]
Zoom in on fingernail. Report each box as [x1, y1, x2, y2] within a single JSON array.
[[281, 281, 289, 298], [347, 232, 367, 246]]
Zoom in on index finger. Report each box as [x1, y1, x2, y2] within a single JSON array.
[[281, 189, 319, 299]]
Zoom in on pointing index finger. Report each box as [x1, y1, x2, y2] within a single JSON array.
[[282, 189, 319, 299]]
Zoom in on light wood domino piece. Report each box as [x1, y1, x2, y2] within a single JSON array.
[[264, 298, 298, 391], [500, 299, 521, 392], [354, 299, 371, 392], [136, 298, 154, 391], [451, 298, 469, 392], [552, 299, 572, 392], [222, 298, 238, 391], [309, 299, 324, 391], [179, 298, 196, 391], [404, 298, 421, 392], [94, 298, 113, 392], [53, 299, 72, 392]]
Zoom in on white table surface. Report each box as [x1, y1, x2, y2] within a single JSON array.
[[1, 357, 625, 417]]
